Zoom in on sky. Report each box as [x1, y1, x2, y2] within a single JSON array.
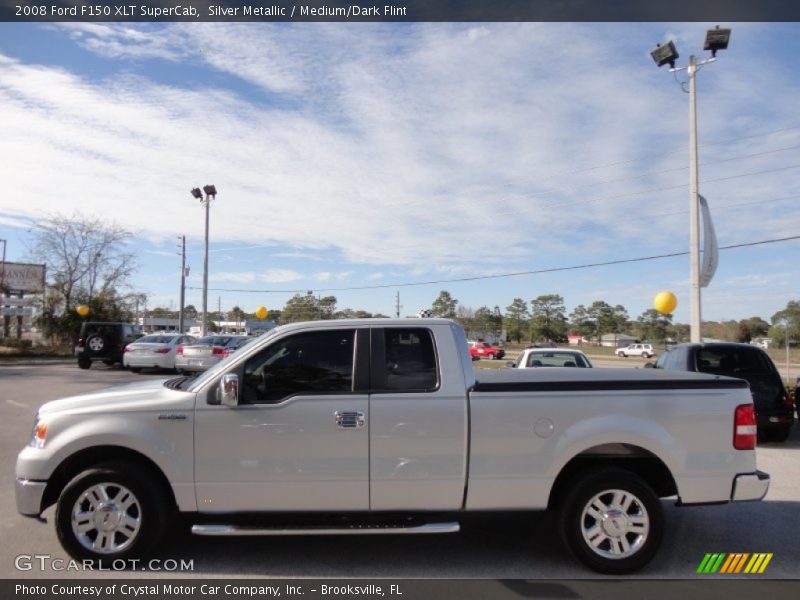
[[0, 21, 798, 323]]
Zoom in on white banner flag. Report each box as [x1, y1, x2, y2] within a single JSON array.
[[698, 194, 718, 288]]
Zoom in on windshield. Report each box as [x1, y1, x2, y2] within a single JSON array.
[[187, 328, 283, 392]]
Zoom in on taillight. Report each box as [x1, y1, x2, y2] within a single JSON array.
[[176, 346, 184, 355], [77, 338, 85, 347], [784, 390, 794, 410], [154, 347, 170, 354], [734, 404, 757, 450], [212, 347, 224, 356], [123, 346, 132, 353]]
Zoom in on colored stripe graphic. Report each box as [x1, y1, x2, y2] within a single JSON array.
[[697, 554, 713, 574], [734, 553, 750, 573], [719, 554, 736, 574], [698, 552, 772, 574], [758, 554, 773, 573]]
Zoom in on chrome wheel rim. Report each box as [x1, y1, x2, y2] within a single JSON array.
[[580, 489, 649, 559], [71, 483, 142, 554]]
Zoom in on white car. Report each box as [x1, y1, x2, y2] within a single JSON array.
[[615, 343, 656, 358], [514, 348, 593, 368], [123, 333, 196, 372]]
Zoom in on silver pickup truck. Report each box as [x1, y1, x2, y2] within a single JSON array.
[[16, 318, 769, 574]]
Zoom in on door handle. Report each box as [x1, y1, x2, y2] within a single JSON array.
[[335, 410, 365, 429]]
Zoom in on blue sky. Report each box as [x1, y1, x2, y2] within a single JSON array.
[[0, 22, 798, 322]]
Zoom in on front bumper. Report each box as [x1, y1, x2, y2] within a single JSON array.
[[16, 478, 47, 517], [731, 470, 770, 502]]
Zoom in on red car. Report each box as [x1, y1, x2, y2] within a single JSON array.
[[468, 341, 505, 360]]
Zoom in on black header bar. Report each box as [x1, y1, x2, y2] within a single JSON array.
[[3, 0, 800, 23]]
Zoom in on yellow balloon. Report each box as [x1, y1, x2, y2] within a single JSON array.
[[653, 291, 678, 315], [76, 305, 90, 317], [255, 305, 268, 320]]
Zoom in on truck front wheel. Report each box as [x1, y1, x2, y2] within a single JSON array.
[[54, 462, 168, 563], [558, 467, 663, 574]]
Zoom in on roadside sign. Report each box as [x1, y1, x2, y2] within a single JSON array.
[[0, 307, 33, 317]]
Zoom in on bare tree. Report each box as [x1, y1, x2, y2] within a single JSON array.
[[29, 212, 137, 313]]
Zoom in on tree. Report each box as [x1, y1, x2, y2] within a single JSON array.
[[228, 306, 246, 329], [29, 213, 139, 342], [769, 300, 800, 347], [280, 293, 321, 324], [529, 294, 568, 342], [504, 298, 529, 343], [182, 304, 198, 321], [431, 290, 458, 318], [637, 309, 673, 344], [29, 212, 136, 312], [569, 304, 594, 341], [473, 306, 502, 340]]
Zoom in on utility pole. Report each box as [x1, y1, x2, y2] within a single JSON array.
[[178, 235, 186, 334], [688, 54, 702, 343], [218, 296, 222, 332], [395, 291, 402, 318]]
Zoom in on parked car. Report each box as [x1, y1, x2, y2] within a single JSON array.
[[17, 318, 768, 574], [174, 335, 248, 373], [513, 348, 593, 368], [74, 322, 142, 369], [654, 342, 794, 442], [123, 333, 196, 373], [221, 336, 257, 359], [615, 343, 655, 358], [468, 341, 505, 360]]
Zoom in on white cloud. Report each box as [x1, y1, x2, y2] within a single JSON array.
[[259, 269, 304, 283], [210, 271, 256, 283]]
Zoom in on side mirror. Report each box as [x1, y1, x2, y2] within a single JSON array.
[[220, 373, 239, 407], [643, 362, 655, 369], [506, 361, 516, 368]]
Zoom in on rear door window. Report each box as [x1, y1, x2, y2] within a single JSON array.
[[372, 328, 438, 392]]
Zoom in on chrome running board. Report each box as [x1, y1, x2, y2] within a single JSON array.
[[191, 521, 460, 536]]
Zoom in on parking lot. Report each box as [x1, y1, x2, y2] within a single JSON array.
[[0, 361, 798, 579]]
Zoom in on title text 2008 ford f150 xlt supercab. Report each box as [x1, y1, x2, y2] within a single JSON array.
[[15, 319, 769, 574]]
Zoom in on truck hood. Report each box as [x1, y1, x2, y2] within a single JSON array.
[[37, 377, 195, 416]]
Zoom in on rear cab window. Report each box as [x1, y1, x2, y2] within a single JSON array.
[[372, 328, 439, 392], [696, 347, 772, 375]]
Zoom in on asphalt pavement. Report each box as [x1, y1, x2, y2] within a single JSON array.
[[0, 362, 797, 580]]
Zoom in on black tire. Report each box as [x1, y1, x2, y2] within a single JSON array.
[[557, 467, 664, 574], [129, 367, 142, 374], [77, 357, 91, 370], [55, 462, 169, 563]]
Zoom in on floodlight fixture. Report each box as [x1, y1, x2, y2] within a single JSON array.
[[651, 41, 679, 68], [190, 187, 203, 200], [203, 184, 217, 197], [704, 26, 731, 57]]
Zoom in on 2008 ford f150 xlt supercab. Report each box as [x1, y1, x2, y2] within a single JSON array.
[[16, 319, 769, 574]]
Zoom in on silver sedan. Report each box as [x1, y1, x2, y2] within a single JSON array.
[[174, 335, 249, 373]]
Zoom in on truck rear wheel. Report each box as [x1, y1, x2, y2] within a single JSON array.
[[55, 462, 168, 563], [557, 467, 663, 574]]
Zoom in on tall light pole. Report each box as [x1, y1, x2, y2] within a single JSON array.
[[651, 27, 731, 343], [191, 185, 217, 336], [177, 235, 187, 334]]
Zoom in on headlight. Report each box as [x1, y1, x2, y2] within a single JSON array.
[[30, 416, 47, 449]]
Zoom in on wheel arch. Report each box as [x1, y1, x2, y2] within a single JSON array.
[[41, 445, 177, 513], [547, 443, 678, 510]]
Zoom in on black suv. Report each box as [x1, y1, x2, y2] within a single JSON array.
[[75, 322, 142, 369], [654, 342, 794, 442]]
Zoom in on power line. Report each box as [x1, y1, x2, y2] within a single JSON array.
[[186, 234, 800, 295]]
